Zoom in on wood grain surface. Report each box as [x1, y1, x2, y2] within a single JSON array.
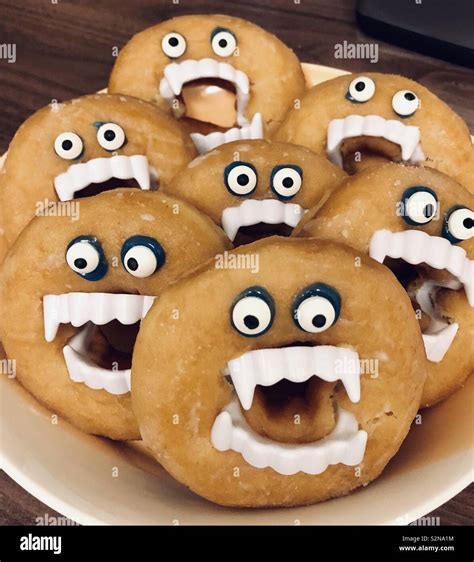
[[0, 0, 472, 525]]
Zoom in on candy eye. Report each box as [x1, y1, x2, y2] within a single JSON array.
[[401, 186, 438, 225], [392, 90, 419, 117], [293, 283, 341, 333], [66, 236, 108, 281], [224, 161, 258, 196], [270, 165, 303, 199], [161, 32, 187, 58], [121, 235, 166, 278], [442, 206, 474, 243], [211, 27, 237, 57], [346, 76, 375, 103], [97, 123, 126, 151], [54, 132, 84, 160], [231, 286, 275, 337]]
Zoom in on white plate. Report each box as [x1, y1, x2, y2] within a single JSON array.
[[0, 63, 472, 525]]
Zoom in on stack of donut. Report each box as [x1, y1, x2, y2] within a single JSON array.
[[0, 15, 472, 508]]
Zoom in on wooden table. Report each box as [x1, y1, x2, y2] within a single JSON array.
[[0, 0, 472, 525]]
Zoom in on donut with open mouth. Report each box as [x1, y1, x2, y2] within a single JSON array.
[[296, 163, 473, 407], [164, 140, 346, 245], [273, 73, 474, 193], [0, 190, 229, 439], [108, 15, 305, 154], [132, 237, 426, 507], [0, 94, 196, 261]]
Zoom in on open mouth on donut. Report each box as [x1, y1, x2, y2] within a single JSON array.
[[369, 229, 474, 362], [326, 116, 426, 171], [43, 292, 156, 394], [212, 344, 368, 475], [54, 155, 158, 202], [159, 58, 263, 153], [221, 199, 306, 243]]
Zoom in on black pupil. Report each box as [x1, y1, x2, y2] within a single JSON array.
[[244, 315, 259, 330], [74, 258, 87, 270], [127, 257, 139, 271], [104, 129, 116, 141], [405, 92, 416, 101], [169, 37, 179, 47], [282, 177, 294, 188], [237, 174, 249, 186], [219, 38, 227, 48], [62, 139, 73, 151], [424, 204, 435, 218], [312, 314, 326, 328], [463, 217, 474, 229], [355, 81, 365, 91]]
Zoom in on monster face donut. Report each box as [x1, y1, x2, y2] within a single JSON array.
[[132, 237, 426, 507], [274, 73, 474, 192], [165, 140, 346, 244], [108, 15, 306, 153], [0, 94, 196, 260], [298, 164, 473, 407], [0, 190, 229, 439]]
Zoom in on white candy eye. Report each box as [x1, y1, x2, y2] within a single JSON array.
[[392, 90, 419, 117], [402, 187, 438, 225], [161, 32, 187, 58], [444, 207, 474, 242], [347, 76, 375, 103], [54, 132, 83, 160], [97, 123, 126, 151], [121, 236, 166, 278], [271, 165, 303, 199], [231, 287, 274, 337], [66, 236, 108, 281], [293, 283, 341, 333], [211, 28, 237, 57], [224, 161, 258, 196]]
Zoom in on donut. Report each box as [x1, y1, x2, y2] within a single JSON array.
[[297, 163, 473, 407], [0, 93, 196, 261], [108, 15, 306, 153], [164, 140, 346, 245], [0, 189, 229, 439], [132, 237, 426, 507], [273, 73, 474, 192]]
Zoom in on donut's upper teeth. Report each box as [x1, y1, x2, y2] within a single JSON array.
[[43, 292, 156, 342], [326, 115, 426, 167], [369, 229, 474, 307], [225, 345, 362, 410], [54, 155, 156, 201], [221, 198, 306, 241]]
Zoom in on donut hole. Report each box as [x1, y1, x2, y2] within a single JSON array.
[[75, 177, 156, 199], [179, 78, 238, 128], [233, 222, 294, 247], [340, 137, 404, 175]]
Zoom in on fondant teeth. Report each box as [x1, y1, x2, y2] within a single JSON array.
[[211, 399, 368, 475], [54, 155, 154, 201], [43, 293, 156, 342], [221, 197, 305, 241], [326, 115, 425, 167], [191, 112, 263, 154], [422, 324, 459, 363], [226, 346, 361, 410], [63, 323, 131, 395], [369, 230, 474, 307]]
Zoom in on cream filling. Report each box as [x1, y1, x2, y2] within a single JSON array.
[[54, 154, 157, 201], [326, 115, 426, 168], [212, 345, 367, 476]]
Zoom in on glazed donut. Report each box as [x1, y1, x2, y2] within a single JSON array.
[[132, 237, 426, 507], [297, 163, 474, 407], [108, 15, 306, 153], [0, 93, 196, 261], [273, 73, 474, 192], [164, 139, 346, 245], [0, 190, 229, 439]]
